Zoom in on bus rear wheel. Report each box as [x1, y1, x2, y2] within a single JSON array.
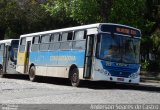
[[0, 66, 4, 78], [70, 68, 80, 87], [29, 66, 36, 82]]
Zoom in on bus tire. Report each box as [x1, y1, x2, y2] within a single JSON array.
[[0, 65, 4, 78], [70, 68, 80, 87], [29, 66, 36, 82]]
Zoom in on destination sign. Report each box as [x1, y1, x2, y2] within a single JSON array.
[[101, 24, 141, 37], [116, 27, 137, 36]]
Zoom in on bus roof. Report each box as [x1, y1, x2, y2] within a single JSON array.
[[0, 39, 19, 44], [20, 23, 141, 38]]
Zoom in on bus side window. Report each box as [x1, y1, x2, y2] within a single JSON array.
[[49, 33, 60, 50], [73, 30, 86, 50], [19, 38, 26, 52], [74, 30, 86, 40], [40, 34, 50, 51], [67, 32, 73, 40], [31, 36, 40, 52], [60, 32, 73, 50]]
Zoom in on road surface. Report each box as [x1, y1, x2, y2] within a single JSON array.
[[0, 74, 160, 109]]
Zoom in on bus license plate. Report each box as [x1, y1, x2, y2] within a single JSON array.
[[117, 78, 124, 81]]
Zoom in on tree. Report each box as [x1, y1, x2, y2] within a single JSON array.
[[0, 0, 18, 39], [109, 0, 148, 31], [0, 0, 64, 39], [151, 31, 160, 59], [43, 0, 113, 24]]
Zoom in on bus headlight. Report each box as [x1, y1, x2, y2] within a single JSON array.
[[94, 61, 111, 76], [129, 67, 140, 79], [106, 70, 111, 76], [99, 69, 111, 76], [129, 73, 139, 79], [94, 61, 102, 71]]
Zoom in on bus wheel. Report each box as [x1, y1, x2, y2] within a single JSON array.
[[0, 66, 4, 78], [29, 66, 36, 82], [70, 68, 80, 87]]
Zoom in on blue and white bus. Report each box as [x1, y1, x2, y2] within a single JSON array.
[[16, 23, 141, 86], [0, 39, 19, 77]]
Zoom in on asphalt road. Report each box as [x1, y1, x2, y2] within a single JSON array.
[[0, 74, 160, 109]]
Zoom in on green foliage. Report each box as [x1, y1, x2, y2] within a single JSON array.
[[43, 0, 113, 24], [151, 31, 160, 56], [141, 60, 150, 70], [109, 0, 145, 26], [141, 36, 153, 52], [142, 60, 160, 72], [0, 0, 17, 39], [43, 0, 99, 24], [108, 0, 155, 35], [69, 0, 101, 24], [0, 0, 65, 39]]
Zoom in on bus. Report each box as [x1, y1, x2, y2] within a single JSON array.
[[16, 23, 141, 86], [0, 39, 19, 77]]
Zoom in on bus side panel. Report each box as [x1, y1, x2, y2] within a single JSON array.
[[57, 50, 71, 77], [0, 53, 3, 65], [47, 50, 67, 77], [69, 50, 85, 79], [29, 49, 85, 79], [45, 50, 86, 79], [16, 52, 27, 73], [35, 51, 47, 76], [46, 51, 59, 77], [0, 45, 4, 68], [30, 51, 50, 76]]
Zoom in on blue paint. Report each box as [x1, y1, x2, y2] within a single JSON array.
[[101, 61, 140, 78], [0, 56, 2, 65], [29, 50, 85, 68]]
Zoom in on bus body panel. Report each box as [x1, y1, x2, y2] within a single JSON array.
[[92, 58, 140, 83], [0, 53, 3, 65], [0, 47, 4, 66], [17, 52, 27, 73], [16, 23, 141, 84], [29, 49, 85, 78], [0, 39, 19, 74]]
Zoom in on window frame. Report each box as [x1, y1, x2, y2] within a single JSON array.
[[31, 36, 40, 52], [20, 37, 26, 45], [0, 43, 5, 56], [50, 33, 61, 42], [61, 31, 73, 41], [72, 30, 87, 50], [32, 36, 40, 44], [41, 34, 51, 43], [48, 33, 61, 51], [60, 31, 73, 50], [39, 34, 51, 51], [0, 43, 5, 51], [19, 37, 26, 52], [74, 30, 86, 40]]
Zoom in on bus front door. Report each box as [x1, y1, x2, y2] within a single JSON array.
[[83, 35, 94, 78], [3, 45, 9, 73], [24, 41, 31, 73]]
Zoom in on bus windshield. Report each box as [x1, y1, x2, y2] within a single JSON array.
[[97, 33, 140, 64]]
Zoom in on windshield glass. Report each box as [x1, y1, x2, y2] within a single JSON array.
[[97, 33, 140, 64]]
